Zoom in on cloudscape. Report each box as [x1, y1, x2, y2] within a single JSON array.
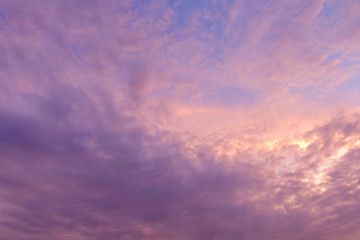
[[1, 0, 360, 239]]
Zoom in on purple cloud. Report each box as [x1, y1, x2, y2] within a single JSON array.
[[1, 0, 360, 239]]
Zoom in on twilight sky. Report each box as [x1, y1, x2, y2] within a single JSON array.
[[1, 0, 360, 239]]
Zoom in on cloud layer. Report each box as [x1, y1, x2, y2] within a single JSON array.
[[1, 0, 360, 239]]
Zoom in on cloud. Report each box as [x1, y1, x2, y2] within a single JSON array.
[[1, 80, 360, 239], [1, 0, 360, 239]]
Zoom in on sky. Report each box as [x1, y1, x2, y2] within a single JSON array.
[[0, 0, 360, 239]]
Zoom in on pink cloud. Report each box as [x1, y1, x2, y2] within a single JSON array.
[[1, 0, 360, 239]]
